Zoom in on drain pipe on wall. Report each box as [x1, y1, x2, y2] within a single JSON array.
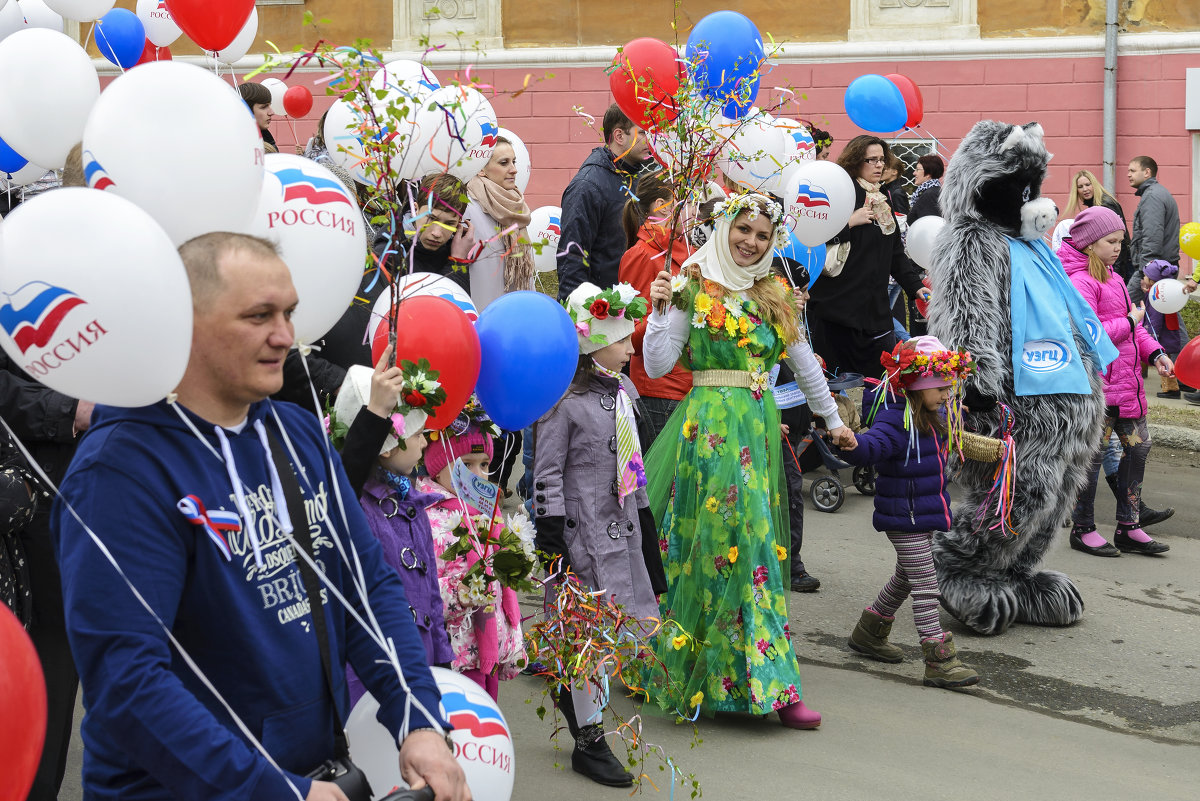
[[1102, 0, 1119, 191]]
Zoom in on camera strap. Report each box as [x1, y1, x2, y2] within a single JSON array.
[[266, 430, 351, 762]]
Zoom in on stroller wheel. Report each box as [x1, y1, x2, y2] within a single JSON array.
[[852, 465, 876, 496], [810, 476, 845, 513]]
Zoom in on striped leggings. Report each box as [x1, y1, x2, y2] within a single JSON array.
[[870, 531, 943, 642]]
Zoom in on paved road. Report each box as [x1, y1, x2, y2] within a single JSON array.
[[58, 449, 1200, 800]]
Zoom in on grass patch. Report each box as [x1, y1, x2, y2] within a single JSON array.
[[1148, 403, 1200, 429]]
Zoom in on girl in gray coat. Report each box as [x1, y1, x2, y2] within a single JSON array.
[[533, 281, 668, 789]]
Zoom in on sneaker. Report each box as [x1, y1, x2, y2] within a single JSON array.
[[1156, 390, 1181, 399], [790, 572, 821, 592]]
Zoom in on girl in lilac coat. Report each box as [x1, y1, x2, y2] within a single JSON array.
[[1058, 206, 1175, 557]]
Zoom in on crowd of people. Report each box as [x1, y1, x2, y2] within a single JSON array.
[[1, 90, 1193, 801]]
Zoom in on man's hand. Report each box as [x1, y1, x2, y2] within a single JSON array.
[[829, 425, 857, 450], [74, 400, 95, 435], [449, 220, 476, 262], [1185, 278, 1197, 295], [368, 345, 406, 418], [306, 781, 350, 801], [400, 729, 471, 801]]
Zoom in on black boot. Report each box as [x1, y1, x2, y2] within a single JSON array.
[[572, 724, 633, 787], [552, 685, 579, 740], [1139, 500, 1174, 527]]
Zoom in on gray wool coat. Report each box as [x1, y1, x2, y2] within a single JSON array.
[[532, 372, 659, 621]]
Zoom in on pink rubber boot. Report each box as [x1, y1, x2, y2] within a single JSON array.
[[778, 699, 822, 730]]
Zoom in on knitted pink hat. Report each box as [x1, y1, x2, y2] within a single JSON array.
[[1069, 206, 1124, 250], [423, 424, 495, 479]]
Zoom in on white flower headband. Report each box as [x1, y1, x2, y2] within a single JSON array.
[[712, 193, 790, 248]]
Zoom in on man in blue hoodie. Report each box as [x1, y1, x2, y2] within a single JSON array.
[[53, 233, 470, 801], [556, 103, 654, 300]]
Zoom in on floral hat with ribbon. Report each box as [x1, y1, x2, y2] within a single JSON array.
[[712, 192, 791, 248], [327, 359, 445, 453], [880, 335, 976, 392], [565, 281, 649, 354]]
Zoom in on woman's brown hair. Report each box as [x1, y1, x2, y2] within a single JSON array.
[[621, 172, 674, 249], [835, 135, 890, 179]]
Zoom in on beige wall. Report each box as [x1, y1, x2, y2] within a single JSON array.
[[980, 0, 1200, 37]]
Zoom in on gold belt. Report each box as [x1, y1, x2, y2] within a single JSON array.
[[692, 370, 754, 388]]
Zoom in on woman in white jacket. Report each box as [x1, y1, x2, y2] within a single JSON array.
[[464, 138, 535, 310]]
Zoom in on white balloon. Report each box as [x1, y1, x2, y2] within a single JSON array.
[[410, 85, 498, 183], [0, 1, 25, 41], [16, 0, 62, 31], [497, 127, 530, 194], [249, 154, 366, 343], [42, 0, 111, 22], [0, 188, 193, 406], [347, 667, 514, 801], [323, 96, 375, 184], [714, 110, 794, 194], [783, 160, 856, 248], [135, 0, 179, 47], [527, 205, 561, 273], [369, 273, 479, 345], [0, 160, 48, 189], [1148, 278, 1189, 314], [213, 6, 255, 65], [82, 61, 263, 245], [261, 77, 287, 117], [774, 117, 816, 162], [0, 28, 98, 169], [904, 215, 946, 270], [368, 58, 439, 99]]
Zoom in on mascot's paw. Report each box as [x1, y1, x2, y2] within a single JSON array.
[[1014, 570, 1084, 627], [1020, 196, 1058, 241], [938, 574, 1019, 636]]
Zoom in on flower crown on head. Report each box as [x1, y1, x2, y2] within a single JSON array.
[[566, 282, 649, 346], [880, 341, 976, 391], [713, 193, 790, 248], [429, 394, 501, 442], [325, 358, 445, 450]]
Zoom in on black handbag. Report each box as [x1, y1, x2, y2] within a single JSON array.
[[268, 434, 374, 801]]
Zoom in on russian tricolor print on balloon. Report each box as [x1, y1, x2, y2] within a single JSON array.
[[0, 282, 89, 355], [441, 688, 510, 740], [275, 167, 353, 207], [478, 121, 499, 149], [83, 151, 115, 190], [793, 184, 831, 209]]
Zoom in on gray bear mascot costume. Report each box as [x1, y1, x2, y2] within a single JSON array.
[[928, 121, 1118, 635]]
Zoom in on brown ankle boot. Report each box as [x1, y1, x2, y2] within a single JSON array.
[[920, 632, 979, 689], [848, 608, 904, 663]]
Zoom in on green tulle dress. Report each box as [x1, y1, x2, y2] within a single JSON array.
[[642, 277, 803, 716]]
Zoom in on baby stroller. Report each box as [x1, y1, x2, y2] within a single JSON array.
[[783, 372, 876, 513]]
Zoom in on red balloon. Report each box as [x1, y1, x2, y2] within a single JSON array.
[[282, 85, 313, 119], [165, 0, 255, 52], [914, 276, 932, 318], [1173, 335, 1200, 389], [885, 73, 924, 128], [370, 296, 481, 430], [0, 605, 47, 801], [135, 41, 172, 65], [610, 37, 685, 133]]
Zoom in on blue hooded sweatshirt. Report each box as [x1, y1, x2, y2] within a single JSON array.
[[53, 399, 447, 801]]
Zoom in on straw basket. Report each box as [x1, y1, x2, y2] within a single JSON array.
[[960, 431, 1004, 463]]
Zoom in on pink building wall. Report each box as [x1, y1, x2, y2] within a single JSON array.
[[264, 50, 1196, 246]]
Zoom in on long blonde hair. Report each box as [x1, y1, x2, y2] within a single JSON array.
[[1084, 248, 1112, 283], [1065, 169, 1116, 217]]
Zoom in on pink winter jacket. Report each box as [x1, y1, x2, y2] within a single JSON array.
[[1059, 242, 1165, 419]]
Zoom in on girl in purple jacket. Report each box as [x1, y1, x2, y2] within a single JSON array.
[[1059, 206, 1175, 556], [838, 336, 980, 689]]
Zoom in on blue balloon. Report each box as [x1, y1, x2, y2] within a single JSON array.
[[844, 74, 908, 133], [0, 136, 28, 175], [776, 229, 825, 290], [95, 9, 146, 71], [685, 11, 765, 119], [474, 291, 579, 431]]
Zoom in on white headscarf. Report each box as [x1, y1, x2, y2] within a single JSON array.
[[681, 193, 781, 292]]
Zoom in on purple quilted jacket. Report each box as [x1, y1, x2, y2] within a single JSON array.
[[1059, 242, 1165, 419], [839, 387, 953, 534]]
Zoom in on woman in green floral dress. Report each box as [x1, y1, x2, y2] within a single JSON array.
[[640, 193, 856, 729]]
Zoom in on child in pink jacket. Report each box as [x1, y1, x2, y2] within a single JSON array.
[[1057, 206, 1175, 557]]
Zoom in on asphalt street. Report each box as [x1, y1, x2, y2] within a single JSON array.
[[58, 448, 1200, 800]]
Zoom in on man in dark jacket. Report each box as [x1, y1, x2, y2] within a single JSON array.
[[1127, 156, 1180, 288], [0, 351, 92, 801], [556, 104, 653, 300]]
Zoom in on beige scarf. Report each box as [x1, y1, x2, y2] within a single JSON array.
[[467, 176, 535, 292], [857, 178, 897, 235]]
